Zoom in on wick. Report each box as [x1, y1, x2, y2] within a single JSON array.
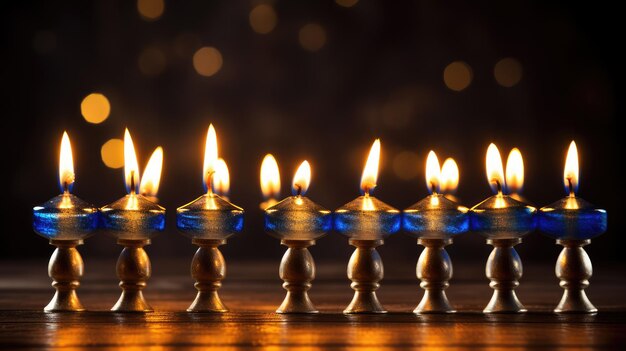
[[363, 186, 371, 197], [206, 171, 215, 195], [295, 184, 302, 196], [493, 179, 503, 195], [567, 177, 575, 197], [430, 181, 438, 195], [130, 171, 136, 194], [62, 180, 70, 194]]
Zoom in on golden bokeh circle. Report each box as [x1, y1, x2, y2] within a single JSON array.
[[193, 47, 223, 77], [443, 61, 473, 92], [101, 138, 124, 169], [81, 93, 110, 124]]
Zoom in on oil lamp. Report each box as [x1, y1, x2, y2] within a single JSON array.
[[334, 139, 401, 314], [470, 144, 536, 313], [100, 129, 165, 312], [403, 151, 469, 313], [176, 124, 244, 312], [539, 141, 607, 313], [264, 161, 331, 313], [33, 132, 98, 312]]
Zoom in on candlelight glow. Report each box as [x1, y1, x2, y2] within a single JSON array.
[[506, 148, 524, 194], [425, 151, 441, 194], [360, 139, 381, 194], [292, 161, 311, 196], [440, 158, 459, 194], [124, 129, 140, 194], [486, 143, 505, 194], [261, 154, 281, 199], [139, 146, 163, 197], [213, 158, 230, 196], [59, 131, 74, 193], [564, 141, 579, 196], [203, 124, 218, 192]]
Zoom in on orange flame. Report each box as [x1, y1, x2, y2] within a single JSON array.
[[564, 141, 579, 195], [292, 160, 311, 196], [59, 131, 75, 193], [360, 139, 381, 194]]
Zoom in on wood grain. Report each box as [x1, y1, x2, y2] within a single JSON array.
[[1, 260, 625, 350]]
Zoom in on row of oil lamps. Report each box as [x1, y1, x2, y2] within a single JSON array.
[[33, 125, 607, 314]]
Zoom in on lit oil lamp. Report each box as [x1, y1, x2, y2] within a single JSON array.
[[403, 151, 469, 313], [264, 161, 332, 313], [176, 124, 244, 312], [33, 132, 98, 312], [334, 139, 401, 314], [100, 129, 165, 312], [470, 144, 536, 313], [539, 141, 607, 313], [260, 154, 281, 210]]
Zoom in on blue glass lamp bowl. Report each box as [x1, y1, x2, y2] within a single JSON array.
[[264, 196, 332, 241], [403, 194, 469, 239], [470, 195, 537, 239], [100, 194, 166, 240], [33, 193, 98, 241], [539, 196, 607, 240], [177, 193, 244, 240], [334, 195, 401, 240]]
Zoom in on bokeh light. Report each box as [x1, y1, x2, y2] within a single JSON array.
[[299, 23, 327, 52], [80, 93, 111, 124], [494, 58, 523, 87], [193, 47, 223, 77], [335, 0, 359, 8], [393, 151, 420, 180], [443, 61, 473, 91], [138, 46, 167, 76], [101, 139, 124, 169], [249, 4, 277, 34], [137, 0, 164, 21]]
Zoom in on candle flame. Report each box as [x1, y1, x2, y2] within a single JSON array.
[[213, 158, 230, 197], [486, 143, 505, 194], [425, 151, 441, 194], [203, 124, 218, 193], [292, 160, 311, 196], [440, 158, 459, 194], [260, 154, 281, 199], [59, 131, 75, 193], [506, 148, 524, 194], [360, 139, 381, 194], [139, 146, 163, 197], [124, 128, 140, 194], [564, 140, 579, 196]]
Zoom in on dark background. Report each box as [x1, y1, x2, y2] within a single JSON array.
[[2, 1, 621, 268]]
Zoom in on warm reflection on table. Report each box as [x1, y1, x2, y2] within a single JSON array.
[[0, 260, 625, 350]]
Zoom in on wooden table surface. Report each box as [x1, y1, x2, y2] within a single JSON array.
[[1, 259, 625, 350]]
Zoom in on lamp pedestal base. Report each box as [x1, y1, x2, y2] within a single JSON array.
[[554, 239, 597, 313], [187, 239, 228, 313], [276, 239, 318, 314], [111, 239, 153, 312], [484, 238, 526, 313], [45, 239, 85, 312], [414, 238, 455, 314], [344, 239, 386, 314]]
